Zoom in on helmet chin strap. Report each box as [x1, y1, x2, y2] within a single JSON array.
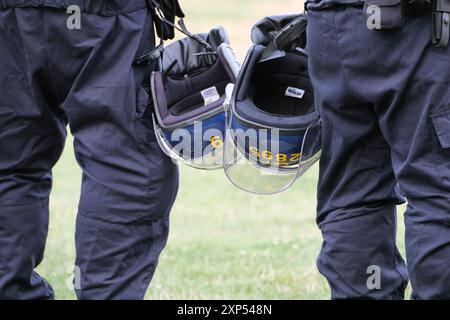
[[136, 1, 218, 71], [150, 0, 217, 53]]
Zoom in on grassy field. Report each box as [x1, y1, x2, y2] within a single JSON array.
[[35, 0, 407, 300]]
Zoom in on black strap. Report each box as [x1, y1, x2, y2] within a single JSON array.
[[150, 0, 185, 40], [135, 44, 165, 65], [150, 0, 215, 52], [432, 0, 450, 47], [137, 1, 217, 66]]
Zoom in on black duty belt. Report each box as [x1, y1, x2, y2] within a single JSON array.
[[358, 0, 449, 47], [408, 0, 450, 47]]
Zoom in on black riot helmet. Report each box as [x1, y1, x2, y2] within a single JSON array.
[[223, 14, 322, 194]]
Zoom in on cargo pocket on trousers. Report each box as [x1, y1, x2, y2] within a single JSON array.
[[363, 0, 406, 29], [431, 110, 450, 149], [135, 84, 157, 144], [431, 110, 450, 220]]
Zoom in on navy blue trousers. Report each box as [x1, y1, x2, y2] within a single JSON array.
[[0, 6, 179, 300], [307, 5, 450, 299]]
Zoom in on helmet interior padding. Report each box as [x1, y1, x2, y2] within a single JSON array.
[[235, 46, 317, 130], [153, 41, 237, 130], [251, 52, 314, 117], [160, 57, 229, 117]]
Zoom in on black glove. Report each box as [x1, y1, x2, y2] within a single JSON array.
[[151, 0, 185, 40]]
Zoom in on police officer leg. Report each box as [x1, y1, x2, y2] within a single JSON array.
[[307, 7, 409, 299], [0, 8, 67, 299], [308, 4, 450, 299], [49, 8, 179, 300], [376, 18, 450, 300]]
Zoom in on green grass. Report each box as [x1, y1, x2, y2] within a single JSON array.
[[35, 0, 408, 300], [146, 164, 328, 300], [39, 136, 330, 300]]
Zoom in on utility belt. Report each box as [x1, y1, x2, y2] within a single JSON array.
[[362, 0, 450, 47]]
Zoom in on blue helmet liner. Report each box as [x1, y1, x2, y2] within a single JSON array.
[[224, 14, 322, 194], [160, 112, 226, 161], [229, 114, 307, 169], [151, 27, 240, 169]]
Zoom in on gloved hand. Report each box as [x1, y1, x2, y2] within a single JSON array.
[[151, 0, 185, 40]]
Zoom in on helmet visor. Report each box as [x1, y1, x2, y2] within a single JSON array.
[[223, 114, 321, 194], [153, 114, 226, 170]]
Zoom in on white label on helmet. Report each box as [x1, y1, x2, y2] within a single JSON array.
[[201, 87, 221, 106], [285, 87, 305, 99]]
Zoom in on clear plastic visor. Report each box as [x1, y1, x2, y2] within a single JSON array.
[[223, 116, 322, 194], [153, 116, 225, 170]]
